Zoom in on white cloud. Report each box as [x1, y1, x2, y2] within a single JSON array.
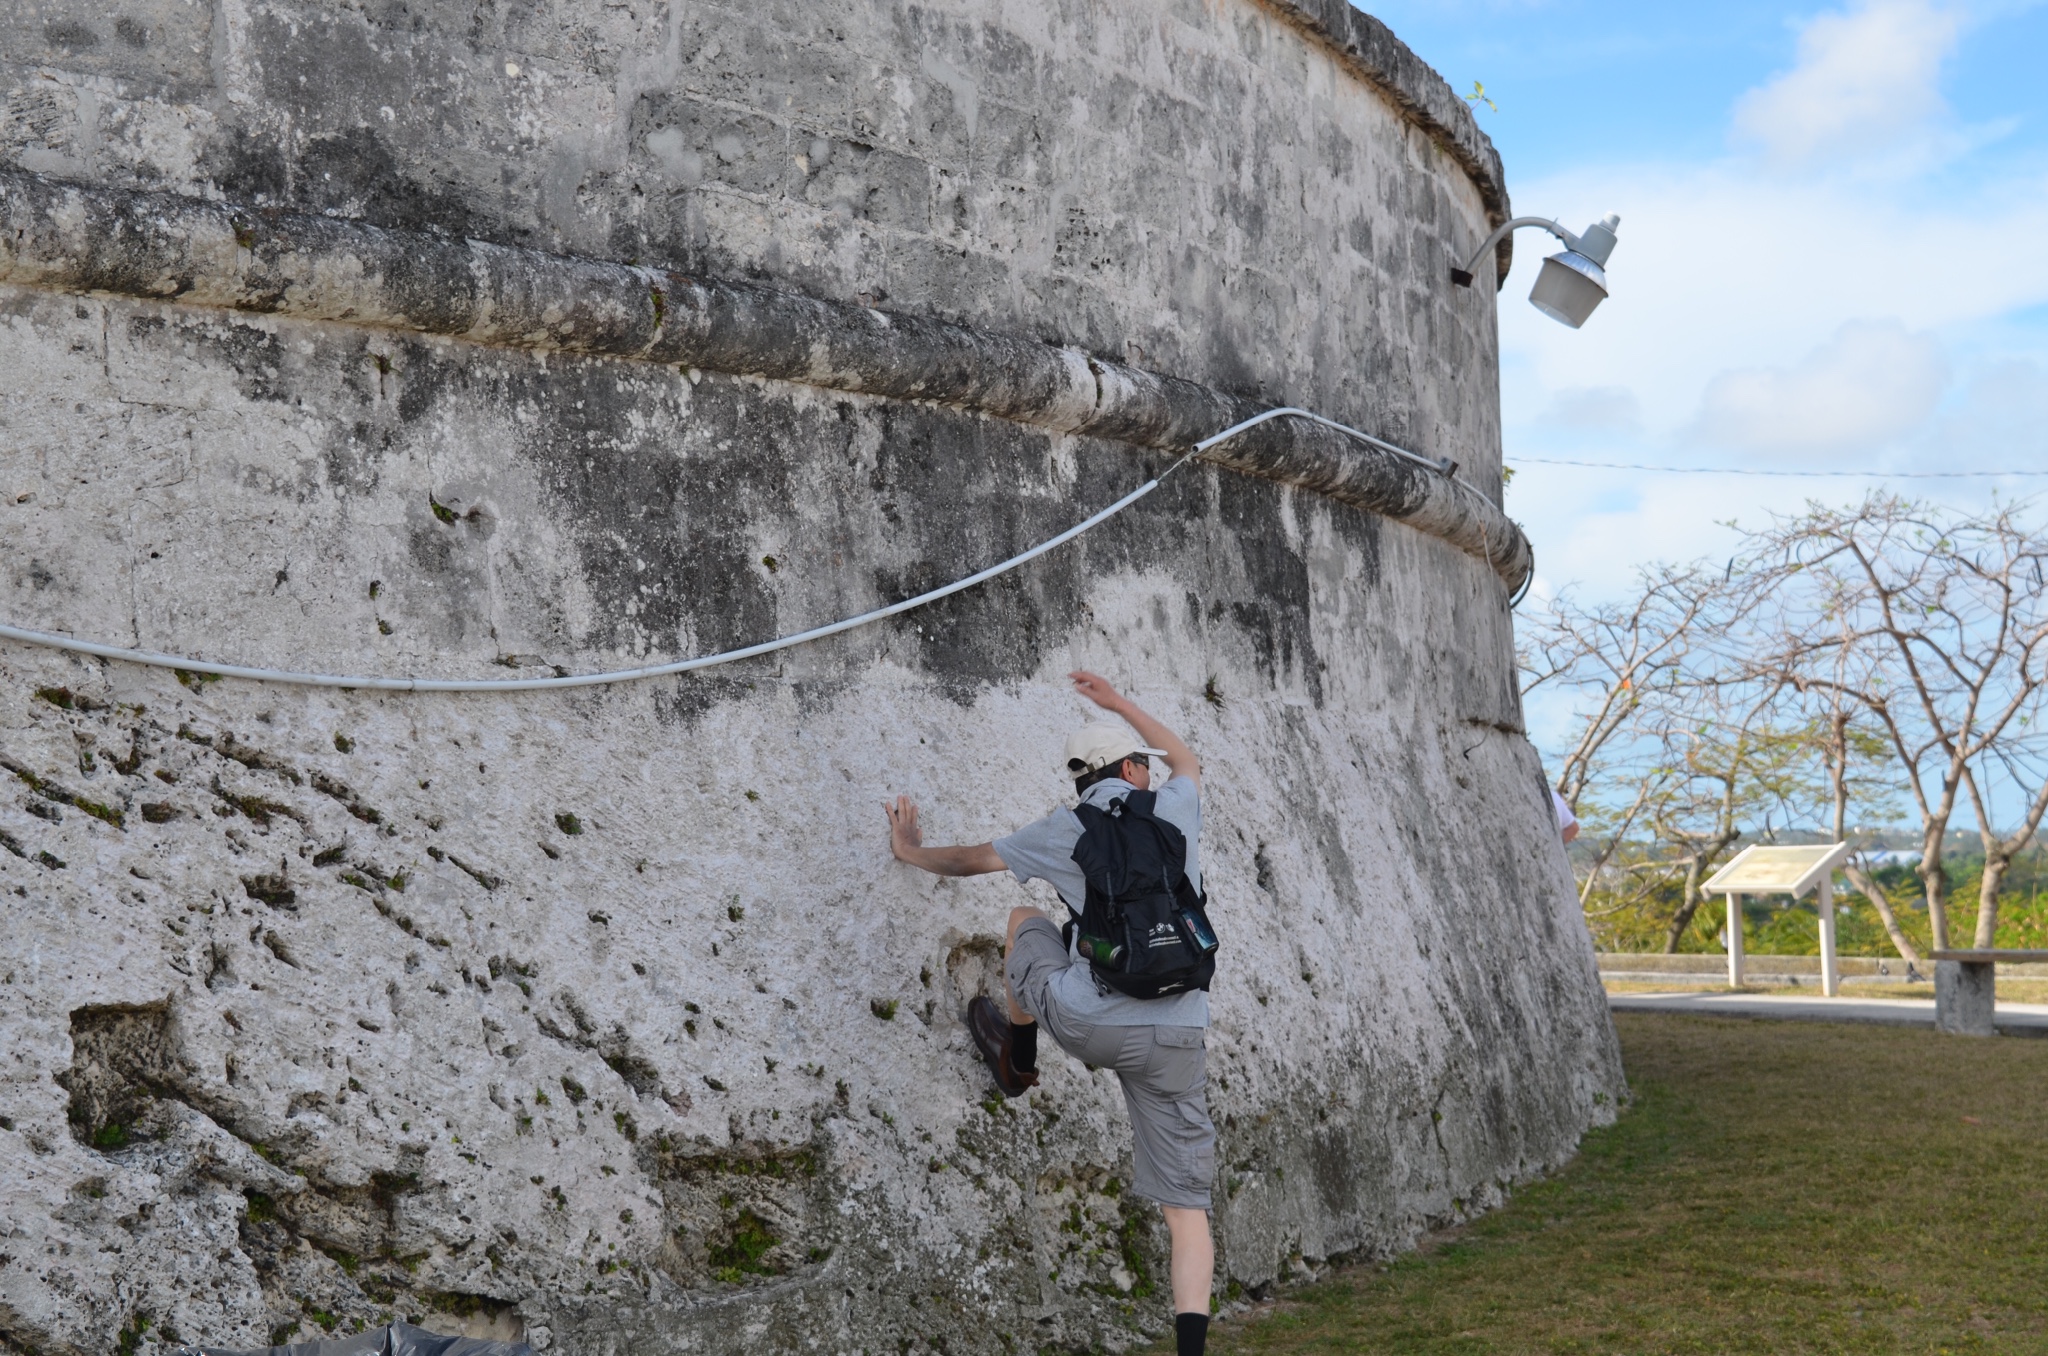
[[1731, 0, 1963, 168], [1688, 320, 1950, 456], [1510, 469, 1768, 594], [1495, 163, 2048, 448], [1538, 385, 1642, 435], [1923, 356, 2048, 466]]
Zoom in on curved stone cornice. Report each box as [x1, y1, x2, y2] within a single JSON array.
[[0, 169, 1531, 589]]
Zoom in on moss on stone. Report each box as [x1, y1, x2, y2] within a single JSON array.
[[707, 1208, 780, 1282]]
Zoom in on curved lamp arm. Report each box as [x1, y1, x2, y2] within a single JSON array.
[[1450, 217, 1582, 288]]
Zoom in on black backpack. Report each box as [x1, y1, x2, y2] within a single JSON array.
[[1067, 790, 1219, 1000]]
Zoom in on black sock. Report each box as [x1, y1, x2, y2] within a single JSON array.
[[1175, 1311, 1208, 1356], [1012, 1022, 1038, 1073]]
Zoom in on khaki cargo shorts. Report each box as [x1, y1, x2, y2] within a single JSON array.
[[1007, 915, 1216, 1209]]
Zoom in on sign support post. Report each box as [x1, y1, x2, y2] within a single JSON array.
[[1726, 892, 1744, 988], [1816, 873, 1838, 998]]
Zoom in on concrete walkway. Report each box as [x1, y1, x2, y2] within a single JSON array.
[[1609, 989, 2048, 1037]]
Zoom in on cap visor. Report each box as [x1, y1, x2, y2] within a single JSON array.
[[1135, 745, 1170, 759]]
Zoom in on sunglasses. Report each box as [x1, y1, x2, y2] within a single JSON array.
[[1069, 756, 1144, 774]]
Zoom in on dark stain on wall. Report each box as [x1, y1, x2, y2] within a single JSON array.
[[514, 369, 789, 658], [298, 127, 475, 240], [202, 127, 291, 206]]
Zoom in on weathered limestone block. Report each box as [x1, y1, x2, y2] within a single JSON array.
[[0, 2, 1621, 1353]]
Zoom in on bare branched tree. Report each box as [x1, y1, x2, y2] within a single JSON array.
[[1639, 674, 1811, 952], [1521, 563, 1780, 950], [1520, 564, 1723, 812], [1753, 496, 2048, 950], [1757, 578, 1925, 962], [1818, 705, 1923, 963]]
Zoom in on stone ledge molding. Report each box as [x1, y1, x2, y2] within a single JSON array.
[[0, 168, 1531, 589], [1262, 0, 1515, 283]]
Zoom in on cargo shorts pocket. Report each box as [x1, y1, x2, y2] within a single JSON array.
[[1043, 1015, 1102, 1065], [1147, 1026, 1206, 1098], [1175, 1099, 1217, 1189]]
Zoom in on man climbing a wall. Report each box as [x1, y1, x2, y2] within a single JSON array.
[[883, 671, 1218, 1356]]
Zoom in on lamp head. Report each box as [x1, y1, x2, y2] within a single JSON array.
[[1529, 214, 1619, 329]]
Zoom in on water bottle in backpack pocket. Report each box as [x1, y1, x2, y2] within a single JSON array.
[[1069, 790, 1219, 1000]]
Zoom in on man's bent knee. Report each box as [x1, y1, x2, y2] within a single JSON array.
[[1003, 913, 1070, 1028]]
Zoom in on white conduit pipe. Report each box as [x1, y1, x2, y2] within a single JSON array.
[[0, 409, 1471, 693]]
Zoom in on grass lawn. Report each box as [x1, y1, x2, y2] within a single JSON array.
[[1200, 1013, 2048, 1354]]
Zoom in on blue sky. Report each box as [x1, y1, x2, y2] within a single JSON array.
[[1373, 0, 2048, 182], [1362, 0, 2048, 601]]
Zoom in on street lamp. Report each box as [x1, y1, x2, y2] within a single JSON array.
[[1451, 214, 1621, 328]]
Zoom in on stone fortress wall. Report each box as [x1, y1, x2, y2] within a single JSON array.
[[0, 1, 1623, 1352]]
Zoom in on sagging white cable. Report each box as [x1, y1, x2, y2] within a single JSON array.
[[0, 410, 1470, 692], [1216, 406, 1501, 517]]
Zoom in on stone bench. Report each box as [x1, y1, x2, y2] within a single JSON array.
[[1930, 950, 2048, 1036]]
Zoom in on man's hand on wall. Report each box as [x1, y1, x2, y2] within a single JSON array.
[[1070, 670, 1129, 713], [884, 795, 1006, 877], [885, 794, 925, 860]]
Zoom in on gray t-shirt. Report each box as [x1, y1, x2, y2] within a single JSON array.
[[992, 776, 1208, 1028]]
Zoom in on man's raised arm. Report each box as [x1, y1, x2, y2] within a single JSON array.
[[1070, 671, 1201, 788], [885, 795, 1006, 876]]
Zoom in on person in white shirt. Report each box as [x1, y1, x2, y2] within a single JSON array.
[[1551, 789, 1579, 844]]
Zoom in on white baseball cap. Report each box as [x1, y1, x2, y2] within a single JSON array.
[[1063, 724, 1168, 779]]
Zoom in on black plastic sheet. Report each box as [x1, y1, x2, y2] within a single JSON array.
[[178, 1322, 531, 1356]]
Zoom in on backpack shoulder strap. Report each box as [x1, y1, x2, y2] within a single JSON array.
[[1113, 789, 1187, 884], [1069, 800, 1118, 894]]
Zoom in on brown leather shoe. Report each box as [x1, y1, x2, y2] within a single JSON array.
[[968, 996, 1039, 1096]]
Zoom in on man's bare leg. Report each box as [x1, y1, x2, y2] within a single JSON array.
[[1164, 1206, 1213, 1313], [1003, 906, 1043, 1026], [1164, 1205, 1213, 1353]]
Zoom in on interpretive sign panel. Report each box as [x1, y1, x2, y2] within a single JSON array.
[[1703, 843, 1851, 899]]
